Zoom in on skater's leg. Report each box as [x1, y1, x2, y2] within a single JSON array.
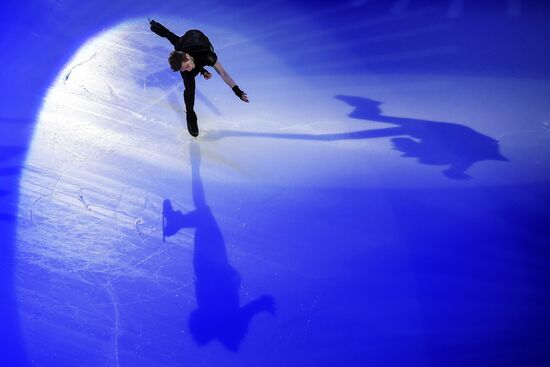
[[149, 20, 180, 47], [181, 71, 199, 136]]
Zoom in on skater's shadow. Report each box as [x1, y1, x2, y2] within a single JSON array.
[[202, 95, 508, 180], [163, 142, 275, 351]]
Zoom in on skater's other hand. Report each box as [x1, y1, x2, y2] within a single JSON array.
[[240, 92, 249, 103], [201, 71, 212, 80]]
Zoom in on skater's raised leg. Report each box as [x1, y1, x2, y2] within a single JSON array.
[[149, 20, 180, 47]]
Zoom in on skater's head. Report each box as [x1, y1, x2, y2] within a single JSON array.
[[169, 51, 195, 72]]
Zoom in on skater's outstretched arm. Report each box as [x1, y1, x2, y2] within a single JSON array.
[[149, 20, 180, 47], [213, 62, 249, 102]]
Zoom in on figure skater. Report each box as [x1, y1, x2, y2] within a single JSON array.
[[149, 20, 249, 137]]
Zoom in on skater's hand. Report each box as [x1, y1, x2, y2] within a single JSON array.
[[201, 70, 212, 80], [232, 85, 249, 103]]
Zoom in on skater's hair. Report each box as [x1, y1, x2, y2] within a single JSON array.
[[168, 51, 189, 72]]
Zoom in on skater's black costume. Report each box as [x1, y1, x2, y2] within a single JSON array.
[[150, 20, 247, 137]]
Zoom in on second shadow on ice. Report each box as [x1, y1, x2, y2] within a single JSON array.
[[202, 95, 508, 180]]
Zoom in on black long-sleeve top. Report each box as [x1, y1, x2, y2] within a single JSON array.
[[151, 22, 218, 113]]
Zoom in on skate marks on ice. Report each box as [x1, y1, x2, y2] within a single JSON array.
[[163, 143, 275, 351], [202, 95, 508, 180]]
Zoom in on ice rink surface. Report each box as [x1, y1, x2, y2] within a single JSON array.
[[1, 1, 550, 366]]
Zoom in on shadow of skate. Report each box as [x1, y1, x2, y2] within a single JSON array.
[[162, 142, 275, 351], [202, 95, 508, 180]]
